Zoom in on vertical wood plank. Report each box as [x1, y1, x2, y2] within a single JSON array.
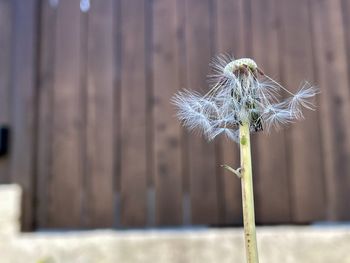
[[280, 0, 325, 222], [84, 0, 115, 228], [145, 0, 156, 227], [10, 0, 39, 231], [311, 0, 350, 220], [49, 0, 84, 228], [215, 0, 245, 225], [114, 0, 122, 228], [176, 0, 191, 225], [36, 0, 57, 228], [152, 0, 183, 225], [250, 0, 291, 223], [185, 0, 219, 224], [0, 0, 12, 183], [120, 0, 147, 227]]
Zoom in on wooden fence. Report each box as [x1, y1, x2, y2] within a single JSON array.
[[1, 0, 350, 231]]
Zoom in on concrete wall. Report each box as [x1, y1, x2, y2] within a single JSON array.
[[1, 185, 350, 263]]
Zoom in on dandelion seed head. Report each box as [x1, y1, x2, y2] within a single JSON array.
[[172, 54, 318, 143], [224, 58, 258, 75]]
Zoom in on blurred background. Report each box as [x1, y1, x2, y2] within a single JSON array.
[[0, 0, 350, 232]]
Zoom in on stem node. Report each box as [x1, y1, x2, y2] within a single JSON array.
[[220, 165, 242, 178]]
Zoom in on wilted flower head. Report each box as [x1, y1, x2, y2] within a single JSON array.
[[172, 54, 318, 143]]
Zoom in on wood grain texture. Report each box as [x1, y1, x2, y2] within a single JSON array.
[[215, 0, 245, 225], [250, 0, 291, 223], [49, 0, 84, 228], [152, 0, 183, 225], [85, 0, 115, 228], [176, 0, 191, 225], [6, 0, 350, 229], [120, 0, 148, 227], [10, 0, 39, 231], [280, 0, 325, 222], [310, 0, 350, 220], [0, 0, 12, 183], [36, 0, 57, 228], [185, 0, 219, 225]]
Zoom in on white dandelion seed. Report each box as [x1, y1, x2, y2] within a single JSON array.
[[262, 104, 294, 131], [172, 55, 318, 143], [288, 82, 319, 119]]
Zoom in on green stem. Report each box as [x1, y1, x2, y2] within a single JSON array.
[[239, 123, 259, 263]]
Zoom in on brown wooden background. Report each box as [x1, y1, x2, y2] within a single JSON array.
[[1, 0, 350, 231]]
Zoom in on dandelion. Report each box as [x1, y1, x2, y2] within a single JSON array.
[[171, 54, 318, 263], [172, 54, 317, 142]]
